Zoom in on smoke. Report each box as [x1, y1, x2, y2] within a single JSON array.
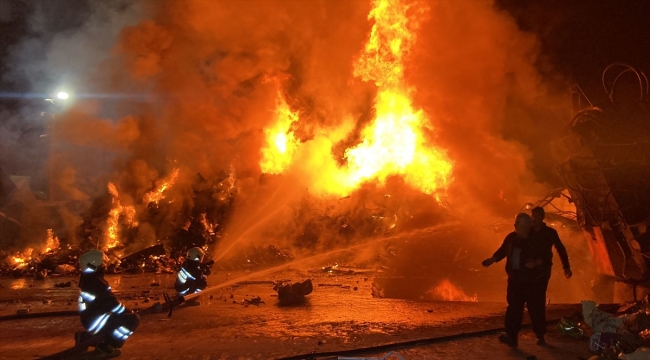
[[0, 0, 144, 249], [1, 0, 571, 258]]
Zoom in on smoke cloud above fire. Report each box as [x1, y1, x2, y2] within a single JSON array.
[[1, 0, 568, 256]]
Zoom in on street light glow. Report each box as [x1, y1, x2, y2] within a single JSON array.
[[56, 91, 69, 100]]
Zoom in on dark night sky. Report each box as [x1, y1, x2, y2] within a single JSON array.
[[1, 1, 649, 106], [1, 1, 650, 92], [496, 0, 650, 104]]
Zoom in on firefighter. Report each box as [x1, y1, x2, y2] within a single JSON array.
[[482, 213, 545, 348], [75, 250, 139, 358], [174, 247, 211, 305]]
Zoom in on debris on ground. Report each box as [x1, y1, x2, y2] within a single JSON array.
[[242, 297, 264, 306], [315, 263, 374, 275], [557, 316, 585, 338], [220, 245, 293, 270], [274, 279, 313, 306], [583, 300, 625, 333], [54, 281, 71, 288], [575, 297, 650, 358], [619, 347, 650, 360], [54, 264, 75, 274]]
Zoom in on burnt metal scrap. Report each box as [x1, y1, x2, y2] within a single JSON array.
[[1, 248, 81, 277], [552, 64, 650, 301], [114, 244, 177, 274], [274, 279, 313, 306]]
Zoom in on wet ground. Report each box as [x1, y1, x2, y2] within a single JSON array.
[[0, 269, 590, 359]]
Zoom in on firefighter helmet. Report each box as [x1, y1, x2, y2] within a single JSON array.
[[187, 247, 205, 262], [80, 250, 104, 273]]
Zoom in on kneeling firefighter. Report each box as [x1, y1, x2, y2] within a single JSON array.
[[76, 250, 140, 358], [174, 247, 212, 305]]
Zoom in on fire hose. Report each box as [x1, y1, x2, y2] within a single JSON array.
[[275, 318, 562, 360], [0, 310, 78, 321]]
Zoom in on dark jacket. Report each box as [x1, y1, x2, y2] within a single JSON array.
[[174, 260, 208, 296], [78, 270, 125, 331], [531, 222, 571, 270], [492, 231, 546, 283]]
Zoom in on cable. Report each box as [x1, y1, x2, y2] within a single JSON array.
[[601, 63, 644, 103], [0, 310, 78, 322], [641, 72, 649, 101]]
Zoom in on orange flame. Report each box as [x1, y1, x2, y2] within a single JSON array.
[[105, 183, 138, 250], [43, 229, 60, 254], [430, 279, 477, 302], [259, 0, 452, 196], [145, 168, 180, 204], [260, 92, 299, 174], [200, 213, 216, 235], [11, 248, 33, 266]]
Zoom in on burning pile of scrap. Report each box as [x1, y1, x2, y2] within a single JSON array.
[[111, 244, 178, 274], [1, 248, 81, 277], [273, 279, 313, 306], [559, 298, 650, 359], [1, 244, 186, 277]]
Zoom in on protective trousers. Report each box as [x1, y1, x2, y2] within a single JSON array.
[[505, 276, 549, 339], [100, 312, 140, 348]]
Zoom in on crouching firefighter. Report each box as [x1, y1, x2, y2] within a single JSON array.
[[174, 247, 212, 305], [75, 250, 139, 358]]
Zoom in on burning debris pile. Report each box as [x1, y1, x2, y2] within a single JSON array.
[[0, 238, 81, 278], [0, 166, 241, 276]]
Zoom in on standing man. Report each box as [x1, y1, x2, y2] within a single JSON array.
[[531, 206, 572, 280], [482, 213, 546, 348], [528, 206, 572, 343]]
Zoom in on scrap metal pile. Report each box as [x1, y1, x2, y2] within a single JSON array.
[[560, 298, 650, 359], [551, 64, 650, 302]]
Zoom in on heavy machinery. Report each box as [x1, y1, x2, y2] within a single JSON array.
[[551, 63, 650, 302]]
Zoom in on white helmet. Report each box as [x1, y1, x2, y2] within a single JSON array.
[[187, 247, 205, 262], [80, 250, 104, 273]]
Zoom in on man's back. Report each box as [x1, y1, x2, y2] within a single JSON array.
[[532, 222, 570, 270]]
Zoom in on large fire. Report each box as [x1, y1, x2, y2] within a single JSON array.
[[259, 0, 452, 196], [260, 91, 299, 175], [144, 168, 180, 205], [105, 183, 138, 250]]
